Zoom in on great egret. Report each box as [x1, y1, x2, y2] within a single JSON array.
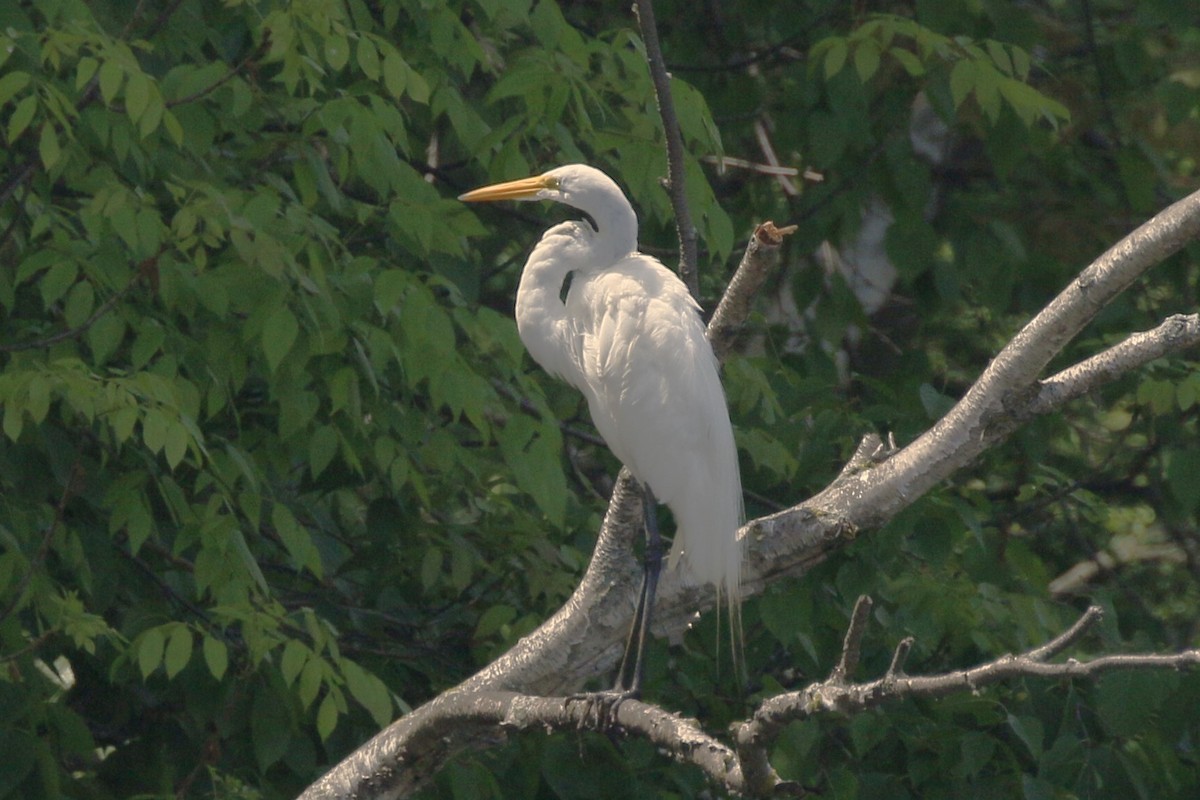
[[460, 164, 743, 692]]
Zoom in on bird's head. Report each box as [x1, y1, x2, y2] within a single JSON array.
[[460, 164, 639, 261], [458, 164, 623, 211]]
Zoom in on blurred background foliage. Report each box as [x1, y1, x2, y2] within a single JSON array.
[[0, 0, 1198, 797]]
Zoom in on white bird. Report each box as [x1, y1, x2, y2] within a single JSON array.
[[460, 164, 743, 691]]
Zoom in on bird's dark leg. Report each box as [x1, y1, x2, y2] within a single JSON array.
[[566, 484, 661, 729], [614, 483, 662, 695]]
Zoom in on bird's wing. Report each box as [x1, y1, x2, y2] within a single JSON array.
[[569, 256, 742, 588]]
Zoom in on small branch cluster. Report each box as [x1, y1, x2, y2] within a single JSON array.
[[726, 600, 1200, 796]]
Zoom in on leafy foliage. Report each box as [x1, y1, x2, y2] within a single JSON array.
[[0, 0, 1198, 798]]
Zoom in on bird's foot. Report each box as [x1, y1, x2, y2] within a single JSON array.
[[564, 687, 639, 731]]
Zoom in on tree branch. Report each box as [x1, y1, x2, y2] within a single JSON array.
[[732, 604, 1200, 796], [1030, 313, 1200, 415], [707, 221, 796, 361], [633, 0, 699, 298]]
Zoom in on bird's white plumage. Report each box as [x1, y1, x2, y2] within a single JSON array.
[[462, 164, 743, 617]]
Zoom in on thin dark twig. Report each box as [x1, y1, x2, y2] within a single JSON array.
[[632, 0, 699, 298], [0, 457, 82, 625], [0, 161, 38, 213], [167, 38, 268, 108], [0, 268, 144, 353]]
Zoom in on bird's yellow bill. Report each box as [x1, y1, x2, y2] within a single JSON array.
[[458, 173, 556, 202]]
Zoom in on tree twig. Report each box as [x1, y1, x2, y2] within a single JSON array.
[[829, 595, 872, 683], [707, 221, 797, 360], [1030, 313, 1200, 414], [632, 0, 699, 298], [0, 263, 148, 353]]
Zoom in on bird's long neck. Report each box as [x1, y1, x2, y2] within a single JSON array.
[[514, 197, 637, 382], [514, 227, 580, 382], [582, 196, 638, 265]]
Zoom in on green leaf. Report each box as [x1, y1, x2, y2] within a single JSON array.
[[162, 108, 184, 145], [272, 503, 323, 577], [252, 687, 291, 770], [890, 46, 925, 76], [75, 57, 98, 90], [63, 281, 95, 328], [918, 383, 956, 420], [449, 540, 474, 592], [87, 312, 126, 365], [25, 376, 51, 424], [374, 271, 408, 316], [125, 71, 149, 122], [138, 626, 166, 678], [281, 639, 308, 687], [474, 604, 516, 639], [986, 40, 1014, 76], [142, 408, 168, 455], [98, 59, 123, 105], [298, 655, 324, 708], [39, 261, 77, 307], [853, 40, 881, 82], [203, 635, 228, 680], [164, 418, 189, 469], [420, 547, 443, 591], [341, 659, 392, 726], [164, 624, 193, 678], [262, 304, 300, 372], [0, 70, 29, 106], [1167, 448, 1200, 514], [0, 730, 37, 796], [231, 528, 270, 593], [356, 38, 380, 80], [7, 94, 37, 143], [1005, 713, 1043, 758], [974, 66, 1002, 121], [316, 692, 339, 740], [279, 390, 319, 439], [405, 67, 429, 104], [824, 39, 848, 77], [325, 35, 349, 71], [499, 416, 566, 526], [950, 59, 975, 109], [308, 424, 339, 479], [1137, 377, 1176, 415], [138, 91, 164, 137], [1096, 670, 1176, 737], [382, 49, 407, 98]]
